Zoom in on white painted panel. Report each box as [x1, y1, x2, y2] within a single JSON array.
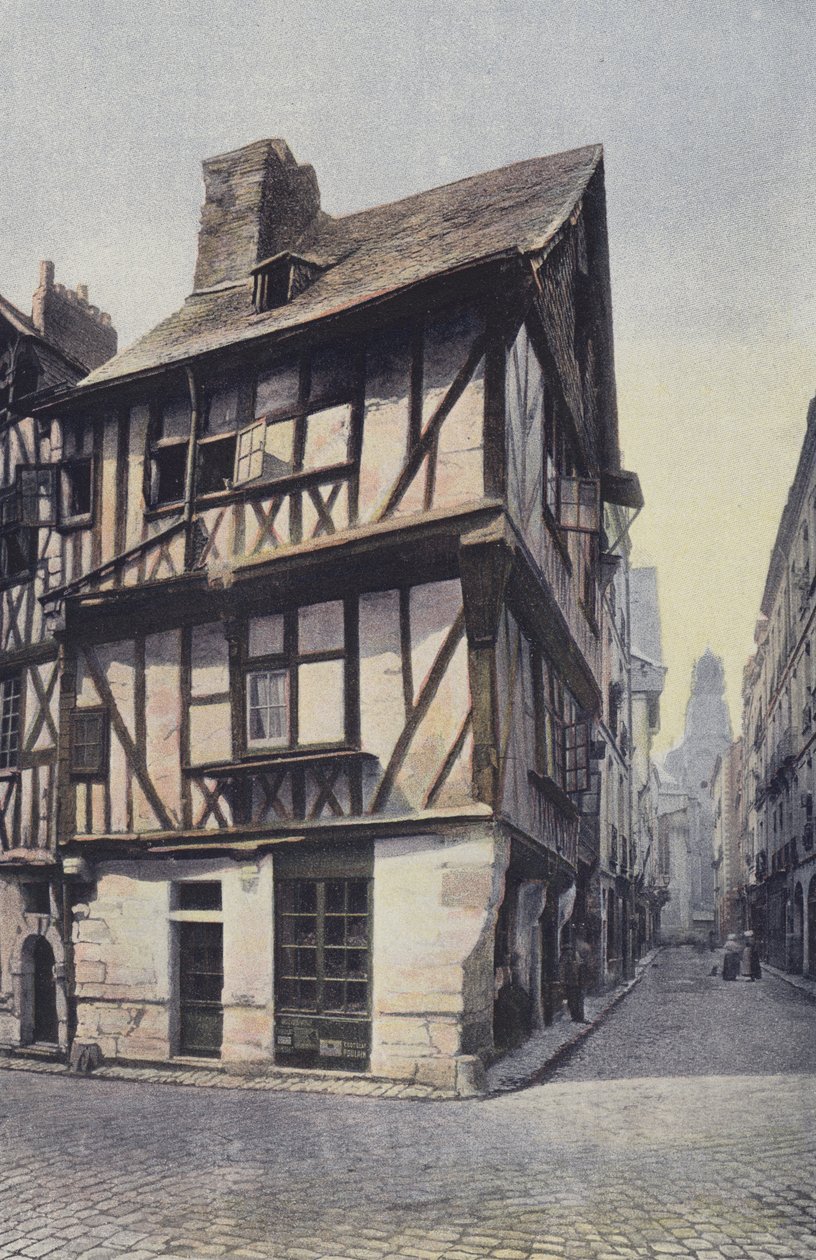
[[397, 634, 470, 810], [298, 659, 344, 744], [126, 405, 149, 550], [434, 367, 484, 507], [144, 630, 181, 826], [96, 641, 133, 833], [247, 613, 284, 660], [422, 304, 484, 426], [100, 414, 119, 564], [189, 701, 232, 765], [360, 326, 411, 519], [299, 600, 344, 654], [409, 579, 463, 706], [359, 589, 404, 768], [191, 622, 230, 694]]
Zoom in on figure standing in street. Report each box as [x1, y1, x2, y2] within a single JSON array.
[[742, 931, 762, 981], [560, 934, 589, 1023], [723, 933, 741, 980]]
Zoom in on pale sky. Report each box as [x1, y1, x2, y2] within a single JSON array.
[[1, 0, 814, 750]]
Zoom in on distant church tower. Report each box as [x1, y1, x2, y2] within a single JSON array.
[[664, 650, 732, 920]]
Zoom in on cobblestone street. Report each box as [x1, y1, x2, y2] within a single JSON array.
[[1, 946, 815, 1260]]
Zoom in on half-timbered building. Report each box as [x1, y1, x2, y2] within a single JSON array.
[[5, 139, 642, 1090], [0, 264, 116, 1052]]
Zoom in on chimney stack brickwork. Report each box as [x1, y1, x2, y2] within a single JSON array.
[[31, 261, 118, 372], [193, 139, 322, 293]]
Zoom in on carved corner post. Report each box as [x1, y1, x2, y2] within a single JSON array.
[[459, 534, 513, 811]]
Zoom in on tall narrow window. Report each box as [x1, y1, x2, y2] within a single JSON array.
[[70, 709, 109, 778], [60, 418, 94, 526], [148, 396, 190, 507], [0, 674, 21, 770], [247, 670, 288, 747], [0, 492, 31, 581], [198, 383, 242, 494]]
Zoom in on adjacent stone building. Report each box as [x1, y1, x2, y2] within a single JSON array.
[[0, 265, 116, 1052], [0, 138, 644, 1089], [740, 396, 816, 975], [629, 567, 667, 951], [711, 738, 744, 940]]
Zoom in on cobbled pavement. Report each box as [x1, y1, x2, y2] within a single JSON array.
[[0, 946, 814, 1260]]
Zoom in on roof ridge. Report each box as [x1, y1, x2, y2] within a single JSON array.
[[327, 143, 603, 230]]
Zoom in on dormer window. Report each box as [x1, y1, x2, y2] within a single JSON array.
[[251, 253, 324, 313]]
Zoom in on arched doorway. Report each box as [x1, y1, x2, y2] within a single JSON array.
[[808, 877, 816, 979], [32, 937, 58, 1044]]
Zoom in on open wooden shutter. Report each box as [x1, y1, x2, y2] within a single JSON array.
[[234, 421, 266, 484]]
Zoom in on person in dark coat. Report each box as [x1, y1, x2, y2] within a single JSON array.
[[560, 936, 589, 1023], [722, 933, 741, 980]]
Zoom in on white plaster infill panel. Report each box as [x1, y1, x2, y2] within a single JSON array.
[[370, 826, 508, 1091]]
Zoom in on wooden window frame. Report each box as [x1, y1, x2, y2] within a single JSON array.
[[17, 465, 57, 528], [0, 489, 33, 587], [69, 706, 109, 780], [58, 417, 96, 529], [241, 603, 348, 756], [0, 672, 22, 772], [146, 396, 192, 509], [194, 346, 362, 507], [275, 876, 371, 1019]]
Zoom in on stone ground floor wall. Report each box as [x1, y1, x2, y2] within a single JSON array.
[[0, 869, 68, 1051], [72, 855, 275, 1064], [69, 824, 510, 1090], [370, 825, 508, 1091]]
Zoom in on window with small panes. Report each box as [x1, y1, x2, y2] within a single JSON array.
[[0, 674, 21, 770], [70, 708, 109, 778], [276, 877, 370, 1016], [244, 601, 346, 751], [0, 491, 32, 581]]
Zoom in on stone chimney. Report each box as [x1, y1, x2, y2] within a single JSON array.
[[31, 262, 118, 371], [193, 139, 322, 293]]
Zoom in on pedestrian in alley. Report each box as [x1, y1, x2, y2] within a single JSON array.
[[742, 931, 762, 981], [560, 933, 589, 1023], [722, 933, 741, 981]]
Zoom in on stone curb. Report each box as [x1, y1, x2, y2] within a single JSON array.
[[486, 947, 660, 1096], [0, 1053, 455, 1102], [0, 952, 660, 1105], [758, 961, 816, 1004]]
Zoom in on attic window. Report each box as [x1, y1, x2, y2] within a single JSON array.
[[252, 253, 324, 313]]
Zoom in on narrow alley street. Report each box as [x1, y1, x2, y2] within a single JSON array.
[[0, 947, 814, 1260]]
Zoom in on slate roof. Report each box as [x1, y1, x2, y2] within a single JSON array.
[[0, 292, 37, 339], [81, 143, 603, 390]]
